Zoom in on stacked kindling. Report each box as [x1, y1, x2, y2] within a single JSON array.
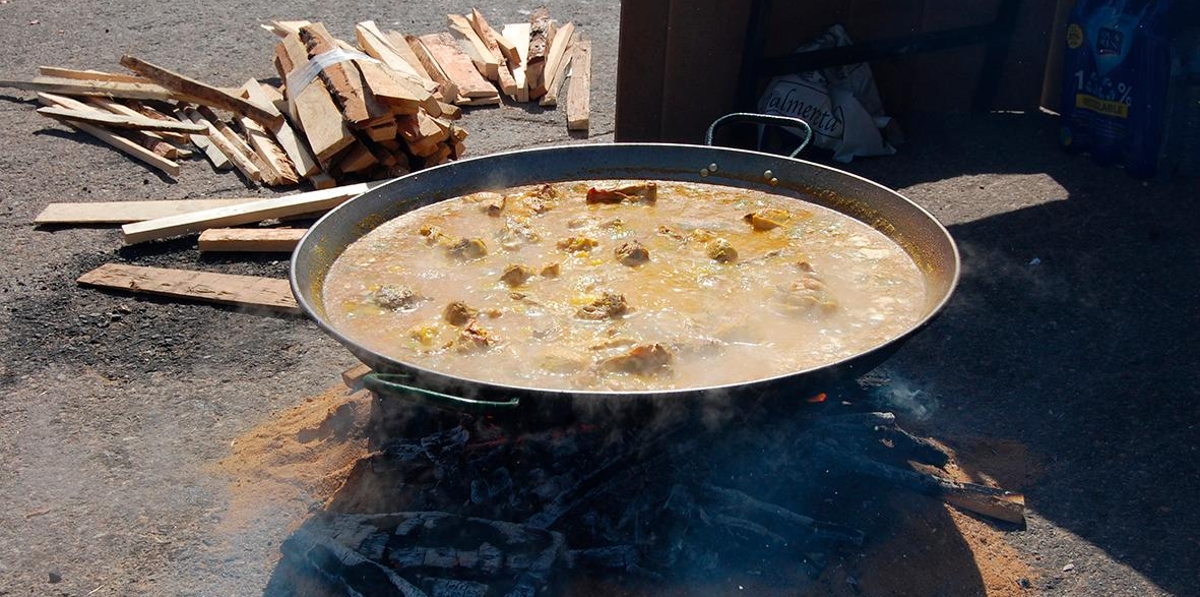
[[0, 7, 591, 187]]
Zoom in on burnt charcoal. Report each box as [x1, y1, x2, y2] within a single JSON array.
[[281, 527, 430, 597], [698, 483, 865, 546], [425, 578, 490, 597], [470, 467, 514, 506]]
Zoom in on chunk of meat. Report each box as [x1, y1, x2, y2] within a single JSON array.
[[598, 343, 673, 375], [500, 264, 536, 287], [775, 275, 838, 314], [743, 208, 791, 231], [657, 225, 685, 241], [371, 284, 421, 310], [576, 291, 628, 320], [446, 237, 488, 260], [497, 217, 539, 250], [706, 238, 738, 263], [614, 240, 650, 266], [557, 236, 600, 252], [540, 262, 561, 278], [453, 319, 496, 354], [419, 224, 450, 244], [476, 192, 506, 216], [586, 182, 657, 205], [443, 301, 479, 326]]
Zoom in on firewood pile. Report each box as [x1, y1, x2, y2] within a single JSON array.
[[0, 8, 590, 189]]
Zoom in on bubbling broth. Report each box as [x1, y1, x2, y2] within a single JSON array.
[[322, 180, 927, 392]]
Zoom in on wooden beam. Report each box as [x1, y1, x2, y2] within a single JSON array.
[[36, 66, 149, 84], [0, 76, 179, 101], [120, 181, 382, 244], [77, 264, 299, 314], [119, 55, 284, 130], [535, 22, 575, 103], [239, 79, 319, 179], [37, 93, 180, 177], [502, 23, 532, 102], [197, 227, 307, 252], [566, 40, 591, 132], [34, 199, 259, 224], [35, 106, 208, 134], [417, 32, 500, 102]]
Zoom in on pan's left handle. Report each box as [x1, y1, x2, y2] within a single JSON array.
[[363, 373, 521, 414], [705, 112, 814, 159]]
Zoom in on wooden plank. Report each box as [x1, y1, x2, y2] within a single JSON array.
[[77, 264, 298, 314], [456, 12, 519, 99], [502, 23, 532, 102], [121, 181, 382, 244], [37, 93, 180, 177], [526, 8, 554, 94], [566, 40, 591, 132], [173, 107, 232, 170], [88, 98, 189, 144], [35, 199, 260, 224], [535, 22, 575, 103], [299, 23, 393, 130], [355, 21, 440, 94], [119, 55, 283, 130], [354, 59, 423, 115], [406, 35, 461, 105], [36, 66, 149, 84], [471, 9, 520, 65], [197, 228, 306, 252], [184, 108, 263, 183], [240, 79, 319, 178], [36, 106, 207, 134], [447, 14, 501, 80], [341, 363, 373, 389], [278, 33, 355, 163], [0, 76, 180, 101], [417, 32, 500, 101]]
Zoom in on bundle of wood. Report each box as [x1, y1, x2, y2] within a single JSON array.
[[0, 7, 590, 192]]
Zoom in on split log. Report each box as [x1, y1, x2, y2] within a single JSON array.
[[536, 23, 575, 105], [298, 23, 394, 134], [446, 14, 501, 81], [415, 33, 500, 103], [174, 108, 233, 171], [470, 9, 520, 66], [565, 40, 591, 132], [119, 55, 283, 130], [406, 34, 461, 105], [239, 79, 317, 179], [276, 32, 355, 163], [35, 66, 148, 84], [526, 7, 554, 95], [77, 264, 298, 314], [184, 107, 263, 183], [120, 181, 382, 244]]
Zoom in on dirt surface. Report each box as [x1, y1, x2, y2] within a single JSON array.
[[1, 1, 1198, 596]]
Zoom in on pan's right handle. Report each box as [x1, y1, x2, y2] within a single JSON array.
[[705, 112, 814, 158], [363, 373, 521, 414]]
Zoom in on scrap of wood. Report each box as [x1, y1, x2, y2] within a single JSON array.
[[341, 363, 373, 389], [566, 40, 591, 132], [119, 55, 283, 130], [240, 79, 319, 178], [77, 264, 298, 314], [183, 108, 262, 183], [35, 106, 207, 134], [197, 227, 307, 252], [471, 9, 520, 66], [526, 7, 554, 94], [42, 93, 186, 158], [501, 24, 532, 102], [37, 93, 179, 177], [263, 20, 313, 38], [236, 113, 300, 186], [277, 33, 355, 163], [535, 22, 575, 103], [87, 98, 189, 145], [452, 12, 518, 98], [36, 66, 149, 84], [416, 33, 499, 102], [35, 199, 260, 224], [446, 14, 501, 81], [0, 76, 180, 101], [336, 143, 379, 173], [174, 108, 232, 170], [298, 23, 393, 131], [405, 35, 462, 105], [121, 181, 382, 244], [380, 29, 439, 90], [355, 22, 428, 85]]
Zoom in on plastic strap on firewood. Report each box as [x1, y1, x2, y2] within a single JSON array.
[[286, 48, 381, 96]]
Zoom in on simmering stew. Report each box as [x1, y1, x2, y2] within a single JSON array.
[[323, 180, 927, 392]]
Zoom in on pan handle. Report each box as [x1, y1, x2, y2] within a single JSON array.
[[363, 373, 522, 414], [704, 112, 814, 159]]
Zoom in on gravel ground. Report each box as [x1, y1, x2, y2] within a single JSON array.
[[1, 1, 1197, 596]]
